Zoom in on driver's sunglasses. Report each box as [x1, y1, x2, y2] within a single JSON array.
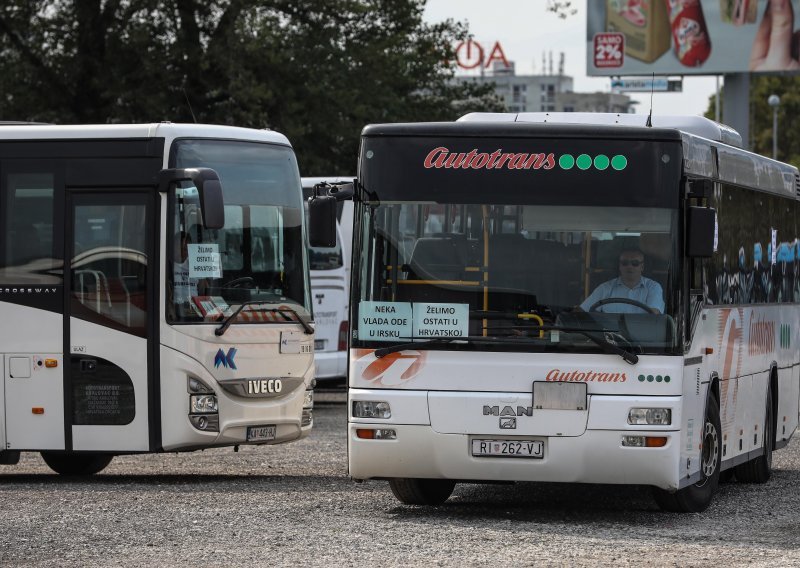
[[619, 259, 643, 267]]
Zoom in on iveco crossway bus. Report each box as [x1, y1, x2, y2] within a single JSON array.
[[0, 123, 316, 475], [340, 113, 800, 512]]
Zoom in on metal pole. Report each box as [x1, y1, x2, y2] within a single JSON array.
[[715, 75, 720, 123], [768, 94, 780, 160]]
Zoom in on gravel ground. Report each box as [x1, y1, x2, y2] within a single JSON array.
[[1, 394, 799, 567]]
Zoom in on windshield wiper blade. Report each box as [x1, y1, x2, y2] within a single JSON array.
[[373, 327, 638, 365], [374, 335, 546, 359], [215, 302, 313, 336], [545, 326, 639, 365]]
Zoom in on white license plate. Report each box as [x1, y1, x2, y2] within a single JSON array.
[[314, 339, 325, 350], [247, 425, 277, 442], [471, 439, 544, 458]]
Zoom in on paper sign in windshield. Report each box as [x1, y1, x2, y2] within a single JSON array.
[[413, 303, 468, 338], [188, 243, 222, 278], [359, 301, 412, 342]]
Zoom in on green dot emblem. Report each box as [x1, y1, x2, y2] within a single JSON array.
[[656, 375, 663, 382], [611, 155, 628, 170], [664, 376, 671, 383], [559, 154, 575, 170], [638, 374, 645, 382], [594, 155, 610, 170], [647, 375, 654, 382], [576, 154, 592, 170]]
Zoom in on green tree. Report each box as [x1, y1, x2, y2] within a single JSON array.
[[705, 76, 800, 168], [0, 0, 501, 173]]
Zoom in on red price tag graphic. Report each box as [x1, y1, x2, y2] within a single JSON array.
[[593, 33, 624, 68]]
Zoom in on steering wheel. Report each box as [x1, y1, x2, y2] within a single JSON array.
[[222, 276, 255, 289], [589, 297, 655, 314]]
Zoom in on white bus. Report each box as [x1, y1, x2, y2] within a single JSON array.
[[344, 113, 800, 512], [303, 177, 354, 383], [0, 123, 316, 475]]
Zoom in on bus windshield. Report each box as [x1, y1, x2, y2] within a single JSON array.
[[354, 201, 680, 355], [168, 139, 310, 324]]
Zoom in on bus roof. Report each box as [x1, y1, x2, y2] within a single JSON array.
[[361, 120, 683, 143], [0, 122, 292, 147], [361, 113, 799, 200]]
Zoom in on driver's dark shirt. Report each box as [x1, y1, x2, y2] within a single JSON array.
[[580, 276, 664, 313]]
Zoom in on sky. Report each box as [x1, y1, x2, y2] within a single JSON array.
[[422, 0, 720, 117]]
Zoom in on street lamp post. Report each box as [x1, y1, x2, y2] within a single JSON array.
[[768, 94, 780, 160]]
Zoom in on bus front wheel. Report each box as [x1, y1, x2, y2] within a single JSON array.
[[653, 395, 721, 513], [41, 452, 113, 476], [388, 478, 456, 505]]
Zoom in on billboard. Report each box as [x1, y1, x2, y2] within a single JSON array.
[[587, 0, 800, 75]]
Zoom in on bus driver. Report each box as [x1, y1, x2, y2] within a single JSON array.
[[580, 248, 664, 314]]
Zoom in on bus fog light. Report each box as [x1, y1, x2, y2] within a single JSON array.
[[189, 414, 219, 432], [190, 394, 219, 414], [352, 400, 391, 419], [356, 428, 396, 440], [628, 407, 671, 425], [303, 389, 314, 409], [622, 435, 646, 447]]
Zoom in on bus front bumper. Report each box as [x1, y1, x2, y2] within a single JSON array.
[[348, 423, 683, 490]]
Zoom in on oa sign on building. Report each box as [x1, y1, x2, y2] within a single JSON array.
[[455, 40, 510, 70]]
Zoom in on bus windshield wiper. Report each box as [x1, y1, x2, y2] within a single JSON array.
[[374, 335, 546, 359], [549, 326, 639, 365], [373, 327, 638, 365], [215, 301, 314, 336]]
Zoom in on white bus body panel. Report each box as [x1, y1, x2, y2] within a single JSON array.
[[2, 305, 64, 450], [70, 319, 149, 452], [349, 352, 689, 489], [159, 324, 314, 451]]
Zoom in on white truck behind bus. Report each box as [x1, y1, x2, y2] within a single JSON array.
[[303, 177, 353, 383]]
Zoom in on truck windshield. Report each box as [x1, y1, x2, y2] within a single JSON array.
[[168, 139, 310, 325]]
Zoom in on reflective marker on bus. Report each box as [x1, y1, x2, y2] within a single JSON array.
[[0, 123, 317, 475], [345, 112, 800, 512]]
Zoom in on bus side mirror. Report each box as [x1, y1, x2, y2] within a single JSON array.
[[686, 206, 716, 258], [158, 167, 225, 229], [308, 194, 337, 248]]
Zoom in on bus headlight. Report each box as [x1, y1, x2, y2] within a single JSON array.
[[628, 408, 671, 425], [352, 400, 391, 419], [303, 389, 314, 409], [190, 394, 219, 414]]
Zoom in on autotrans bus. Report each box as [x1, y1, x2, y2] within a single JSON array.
[[344, 113, 800, 512], [302, 177, 354, 383], [0, 123, 316, 475]]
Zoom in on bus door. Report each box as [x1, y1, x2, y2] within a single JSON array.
[[65, 190, 156, 452]]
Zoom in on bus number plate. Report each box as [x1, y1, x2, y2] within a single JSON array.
[[247, 425, 277, 442], [471, 439, 543, 458]]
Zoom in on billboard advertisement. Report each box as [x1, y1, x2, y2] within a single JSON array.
[[587, 0, 800, 75]]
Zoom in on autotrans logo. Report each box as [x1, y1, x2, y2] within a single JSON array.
[[423, 147, 627, 171], [214, 347, 237, 370]]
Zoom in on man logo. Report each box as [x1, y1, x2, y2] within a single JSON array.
[[214, 347, 237, 370], [499, 417, 517, 429]]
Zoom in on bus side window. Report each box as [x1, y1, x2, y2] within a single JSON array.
[[1, 172, 57, 284]]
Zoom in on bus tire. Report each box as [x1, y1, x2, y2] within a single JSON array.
[[653, 396, 721, 513], [388, 478, 456, 505], [734, 386, 773, 483], [41, 452, 113, 476]]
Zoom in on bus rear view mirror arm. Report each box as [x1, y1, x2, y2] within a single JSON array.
[[158, 167, 225, 229]]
